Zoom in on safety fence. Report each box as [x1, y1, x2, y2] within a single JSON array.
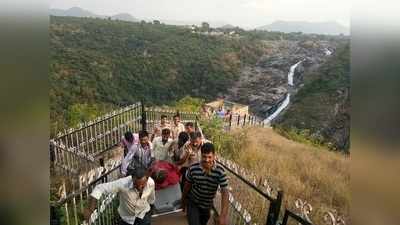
[[50, 103, 346, 225], [50, 102, 199, 225], [223, 113, 265, 130], [50, 166, 121, 225]]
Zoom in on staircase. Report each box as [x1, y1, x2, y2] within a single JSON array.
[[50, 102, 332, 225]]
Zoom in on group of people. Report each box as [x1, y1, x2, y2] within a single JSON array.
[[201, 105, 233, 122], [84, 114, 229, 225]]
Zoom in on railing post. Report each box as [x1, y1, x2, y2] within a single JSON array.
[[229, 114, 232, 130], [50, 205, 60, 225], [266, 190, 283, 225], [237, 115, 240, 127], [50, 141, 55, 163], [243, 114, 247, 127], [141, 101, 147, 131], [195, 115, 199, 131]]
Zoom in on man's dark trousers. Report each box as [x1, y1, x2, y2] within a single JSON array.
[[119, 211, 151, 225], [186, 198, 211, 225]]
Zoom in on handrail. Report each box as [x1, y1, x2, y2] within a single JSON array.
[[51, 164, 121, 207], [55, 103, 142, 139], [282, 209, 313, 225], [51, 140, 96, 163], [216, 159, 275, 202], [51, 106, 273, 225], [50, 102, 346, 225], [92, 144, 119, 158], [198, 119, 282, 225]]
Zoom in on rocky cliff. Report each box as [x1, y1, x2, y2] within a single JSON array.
[[275, 43, 350, 152], [226, 39, 350, 152], [226, 39, 338, 117]]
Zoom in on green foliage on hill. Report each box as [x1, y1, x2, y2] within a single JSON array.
[[173, 96, 205, 113], [275, 43, 350, 152], [241, 29, 345, 42], [50, 16, 266, 133]]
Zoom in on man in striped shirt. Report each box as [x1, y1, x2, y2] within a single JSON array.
[[182, 142, 229, 225]]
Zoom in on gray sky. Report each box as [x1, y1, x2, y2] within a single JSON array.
[[50, 0, 350, 29]]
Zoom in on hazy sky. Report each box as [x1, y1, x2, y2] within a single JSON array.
[[50, 0, 350, 29]]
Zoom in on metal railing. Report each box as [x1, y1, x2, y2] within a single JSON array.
[[144, 106, 198, 132], [50, 101, 200, 197], [221, 113, 265, 131], [199, 113, 264, 139], [210, 155, 325, 225], [280, 209, 313, 225], [51, 165, 121, 225], [211, 155, 283, 225], [50, 103, 144, 176], [50, 102, 201, 225], [50, 103, 345, 225]]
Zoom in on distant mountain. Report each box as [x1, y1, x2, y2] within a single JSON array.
[[159, 19, 229, 28], [49, 7, 138, 23], [219, 24, 236, 29], [257, 21, 349, 35], [111, 13, 139, 22], [49, 7, 103, 18]]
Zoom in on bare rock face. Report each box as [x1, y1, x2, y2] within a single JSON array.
[[226, 40, 336, 118], [321, 89, 350, 152]]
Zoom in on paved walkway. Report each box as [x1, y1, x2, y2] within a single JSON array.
[[151, 211, 187, 225], [151, 210, 217, 225]]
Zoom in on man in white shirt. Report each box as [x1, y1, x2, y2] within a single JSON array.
[[152, 128, 173, 161], [170, 114, 185, 140], [151, 114, 171, 141], [84, 167, 155, 225], [121, 131, 154, 176]]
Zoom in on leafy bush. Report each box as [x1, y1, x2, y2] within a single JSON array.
[[173, 96, 205, 113], [274, 124, 324, 148]]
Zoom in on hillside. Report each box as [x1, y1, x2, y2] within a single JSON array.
[[213, 127, 349, 225], [275, 43, 350, 152], [50, 7, 102, 18], [225, 39, 343, 118], [258, 20, 349, 35], [111, 13, 139, 22], [50, 16, 266, 131], [50, 15, 350, 149]]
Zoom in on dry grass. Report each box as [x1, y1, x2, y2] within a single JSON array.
[[222, 127, 350, 224]]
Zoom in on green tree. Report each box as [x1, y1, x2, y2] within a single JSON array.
[[174, 96, 205, 112], [67, 103, 102, 127]]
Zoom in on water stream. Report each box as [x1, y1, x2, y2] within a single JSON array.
[[263, 60, 303, 125]]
